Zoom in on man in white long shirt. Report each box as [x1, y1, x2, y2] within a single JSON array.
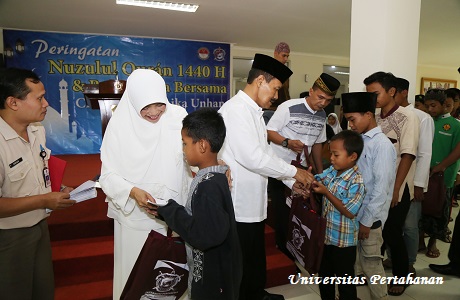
[[218, 53, 313, 300], [384, 77, 434, 275]]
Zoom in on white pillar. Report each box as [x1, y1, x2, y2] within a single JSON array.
[[349, 0, 421, 101]]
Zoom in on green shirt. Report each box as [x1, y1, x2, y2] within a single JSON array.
[[431, 114, 460, 187]]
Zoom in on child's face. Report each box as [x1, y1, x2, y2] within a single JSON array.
[[425, 99, 445, 118], [345, 112, 371, 134], [181, 129, 200, 167], [140, 103, 166, 123], [366, 82, 395, 109], [414, 101, 426, 112], [329, 139, 357, 172], [445, 98, 454, 114], [454, 97, 460, 112], [327, 115, 336, 126]]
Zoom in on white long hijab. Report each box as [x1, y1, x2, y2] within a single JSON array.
[[328, 113, 342, 135], [100, 69, 186, 197]]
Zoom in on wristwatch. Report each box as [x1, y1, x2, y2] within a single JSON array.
[[281, 138, 290, 148]]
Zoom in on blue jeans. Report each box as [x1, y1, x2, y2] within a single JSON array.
[[404, 200, 422, 265]]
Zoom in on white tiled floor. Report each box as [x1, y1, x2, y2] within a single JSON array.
[[267, 206, 460, 299]]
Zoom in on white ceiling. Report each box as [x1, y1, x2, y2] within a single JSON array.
[[0, 0, 459, 69]]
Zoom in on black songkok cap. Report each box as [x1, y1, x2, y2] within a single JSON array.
[[251, 53, 293, 84], [314, 73, 340, 96], [342, 92, 377, 114]]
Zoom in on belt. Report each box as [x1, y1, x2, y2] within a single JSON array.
[[371, 220, 381, 229]]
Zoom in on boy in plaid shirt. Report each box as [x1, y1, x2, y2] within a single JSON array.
[[312, 130, 366, 300]]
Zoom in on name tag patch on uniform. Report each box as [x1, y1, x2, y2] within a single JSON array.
[[9, 157, 23, 168]]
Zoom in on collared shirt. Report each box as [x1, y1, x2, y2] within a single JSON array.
[[356, 126, 396, 228], [432, 113, 460, 187], [0, 117, 50, 229], [218, 90, 297, 222], [376, 105, 419, 201], [407, 104, 434, 190], [267, 97, 327, 165], [314, 165, 365, 247]]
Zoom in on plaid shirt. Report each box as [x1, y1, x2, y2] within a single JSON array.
[[314, 165, 365, 247]]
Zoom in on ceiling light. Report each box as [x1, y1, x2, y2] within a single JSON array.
[[116, 0, 199, 12], [334, 71, 350, 75]]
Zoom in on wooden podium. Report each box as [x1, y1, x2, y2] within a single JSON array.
[[84, 79, 126, 136]]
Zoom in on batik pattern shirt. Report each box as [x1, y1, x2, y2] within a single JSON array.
[[376, 105, 419, 201]]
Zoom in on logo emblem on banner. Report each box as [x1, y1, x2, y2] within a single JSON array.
[[197, 47, 210, 60], [3, 29, 230, 154], [213, 47, 226, 61]]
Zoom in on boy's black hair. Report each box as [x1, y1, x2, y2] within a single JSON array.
[[445, 88, 460, 100], [0, 68, 41, 109], [363, 71, 397, 93], [415, 94, 425, 103], [425, 89, 446, 104], [182, 108, 226, 153], [330, 130, 364, 160], [395, 77, 409, 93]]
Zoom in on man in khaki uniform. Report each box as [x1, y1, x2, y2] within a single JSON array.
[[0, 68, 76, 299]]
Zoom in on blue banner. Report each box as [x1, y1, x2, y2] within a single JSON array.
[[3, 29, 230, 154]]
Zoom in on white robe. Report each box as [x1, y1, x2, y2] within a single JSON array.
[[218, 90, 297, 223], [99, 69, 192, 299]]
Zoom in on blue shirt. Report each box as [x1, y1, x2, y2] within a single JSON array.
[[356, 127, 397, 228], [314, 165, 365, 247]]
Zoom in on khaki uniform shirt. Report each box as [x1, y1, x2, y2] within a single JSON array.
[[0, 117, 50, 229]]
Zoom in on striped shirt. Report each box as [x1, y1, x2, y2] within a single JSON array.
[[314, 165, 365, 247]]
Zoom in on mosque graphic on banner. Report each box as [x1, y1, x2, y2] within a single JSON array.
[[40, 78, 95, 154]]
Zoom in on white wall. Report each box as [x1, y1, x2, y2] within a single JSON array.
[[233, 46, 460, 104], [232, 46, 349, 99]]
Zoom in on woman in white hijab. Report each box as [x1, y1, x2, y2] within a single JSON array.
[[327, 112, 342, 135], [99, 69, 192, 299]]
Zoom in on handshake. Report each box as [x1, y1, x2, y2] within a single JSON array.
[[292, 167, 314, 198]]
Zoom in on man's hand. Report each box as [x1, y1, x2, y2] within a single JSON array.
[[43, 192, 76, 210], [292, 181, 309, 198], [358, 223, 371, 240], [289, 140, 305, 154], [430, 164, 445, 177], [414, 186, 424, 202], [61, 186, 74, 193], [293, 167, 313, 189], [390, 189, 399, 208]]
